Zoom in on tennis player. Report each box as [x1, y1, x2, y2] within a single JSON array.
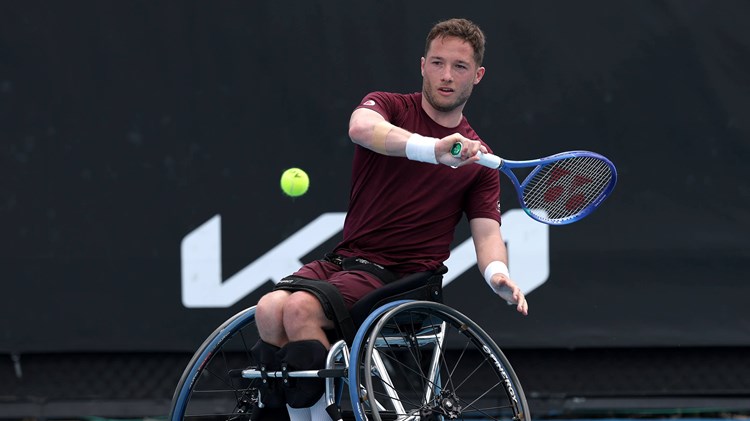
[[252, 18, 528, 421]]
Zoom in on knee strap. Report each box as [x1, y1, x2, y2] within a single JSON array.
[[250, 340, 286, 408], [251, 339, 280, 365], [277, 340, 328, 409]]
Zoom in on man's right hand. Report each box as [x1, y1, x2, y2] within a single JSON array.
[[435, 133, 486, 167]]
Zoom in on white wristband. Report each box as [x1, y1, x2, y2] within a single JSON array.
[[483, 261, 509, 286], [484, 261, 516, 304], [405, 133, 438, 164]]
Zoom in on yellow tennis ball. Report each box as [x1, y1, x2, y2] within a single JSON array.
[[280, 168, 309, 197]]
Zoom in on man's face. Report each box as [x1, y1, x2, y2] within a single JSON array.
[[421, 36, 485, 113]]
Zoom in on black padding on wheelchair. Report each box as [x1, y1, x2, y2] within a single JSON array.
[[277, 340, 328, 408], [348, 265, 446, 328], [250, 340, 286, 409], [274, 265, 447, 345]]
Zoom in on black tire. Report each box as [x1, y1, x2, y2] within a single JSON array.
[[351, 301, 530, 421], [169, 307, 266, 420]]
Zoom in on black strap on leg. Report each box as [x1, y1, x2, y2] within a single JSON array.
[[274, 276, 357, 345], [250, 340, 286, 409], [277, 340, 328, 409], [274, 261, 447, 345]]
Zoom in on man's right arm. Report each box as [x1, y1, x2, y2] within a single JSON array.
[[348, 108, 412, 157], [348, 108, 484, 167]]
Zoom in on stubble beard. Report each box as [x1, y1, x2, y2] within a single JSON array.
[[422, 79, 473, 113]]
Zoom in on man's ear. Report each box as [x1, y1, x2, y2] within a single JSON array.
[[474, 66, 486, 85]]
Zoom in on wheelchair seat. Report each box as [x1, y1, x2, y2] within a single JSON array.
[[348, 265, 447, 328], [275, 264, 447, 345]]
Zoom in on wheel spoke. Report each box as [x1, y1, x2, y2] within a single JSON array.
[[357, 302, 529, 421]]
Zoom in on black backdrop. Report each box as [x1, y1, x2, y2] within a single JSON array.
[[2, 0, 749, 353]]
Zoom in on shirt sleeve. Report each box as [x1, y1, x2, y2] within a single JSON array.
[[355, 91, 401, 122], [464, 140, 502, 224], [465, 167, 502, 224]]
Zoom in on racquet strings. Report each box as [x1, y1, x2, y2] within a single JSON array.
[[522, 156, 613, 222]]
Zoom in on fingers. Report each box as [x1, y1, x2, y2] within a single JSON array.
[[452, 155, 479, 168], [493, 275, 529, 316], [449, 134, 483, 158], [509, 285, 528, 316], [516, 292, 529, 316], [437, 134, 486, 167]]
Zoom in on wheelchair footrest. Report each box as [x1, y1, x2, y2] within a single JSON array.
[[317, 367, 347, 378], [241, 366, 347, 379]]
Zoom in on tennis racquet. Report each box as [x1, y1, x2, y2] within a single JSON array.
[[452, 143, 617, 225]]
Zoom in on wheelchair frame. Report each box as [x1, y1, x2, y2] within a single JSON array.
[[169, 296, 530, 421]]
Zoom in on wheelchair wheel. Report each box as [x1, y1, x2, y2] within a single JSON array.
[[169, 306, 263, 420], [349, 301, 530, 421]]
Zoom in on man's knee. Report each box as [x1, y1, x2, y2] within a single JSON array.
[[256, 291, 289, 320], [282, 291, 327, 327], [256, 291, 291, 344]]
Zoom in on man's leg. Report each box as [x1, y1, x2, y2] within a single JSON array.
[[256, 290, 334, 420], [277, 291, 333, 417], [255, 262, 384, 420], [282, 291, 335, 346], [256, 290, 291, 346], [278, 269, 383, 421], [252, 291, 293, 420]]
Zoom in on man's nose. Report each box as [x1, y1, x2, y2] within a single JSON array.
[[441, 67, 453, 82]]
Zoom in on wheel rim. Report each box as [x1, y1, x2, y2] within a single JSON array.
[[358, 302, 529, 421], [171, 308, 262, 420]]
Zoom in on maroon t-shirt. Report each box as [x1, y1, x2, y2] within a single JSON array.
[[334, 91, 501, 273]]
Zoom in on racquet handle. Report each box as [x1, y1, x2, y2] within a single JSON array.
[[451, 142, 503, 169], [475, 151, 503, 169]]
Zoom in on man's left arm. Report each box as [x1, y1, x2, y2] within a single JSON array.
[[470, 217, 529, 316]]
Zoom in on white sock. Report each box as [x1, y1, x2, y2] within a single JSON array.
[[286, 404, 311, 421], [309, 394, 332, 421]]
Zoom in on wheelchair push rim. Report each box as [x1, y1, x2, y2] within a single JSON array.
[[169, 306, 261, 420], [349, 300, 530, 421]]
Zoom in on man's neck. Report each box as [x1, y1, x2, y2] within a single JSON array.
[[421, 96, 465, 128]]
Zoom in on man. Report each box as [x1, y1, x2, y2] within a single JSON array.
[[252, 18, 528, 421]]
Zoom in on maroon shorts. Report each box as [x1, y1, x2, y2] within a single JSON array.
[[292, 260, 385, 309]]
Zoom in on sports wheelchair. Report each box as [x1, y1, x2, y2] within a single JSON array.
[[169, 266, 530, 421]]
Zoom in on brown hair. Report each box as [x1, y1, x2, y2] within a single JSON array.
[[425, 18, 486, 66]]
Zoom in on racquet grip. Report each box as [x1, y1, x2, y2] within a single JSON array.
[[475, 151, 503, 169], [452, 142, 503, 169]]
